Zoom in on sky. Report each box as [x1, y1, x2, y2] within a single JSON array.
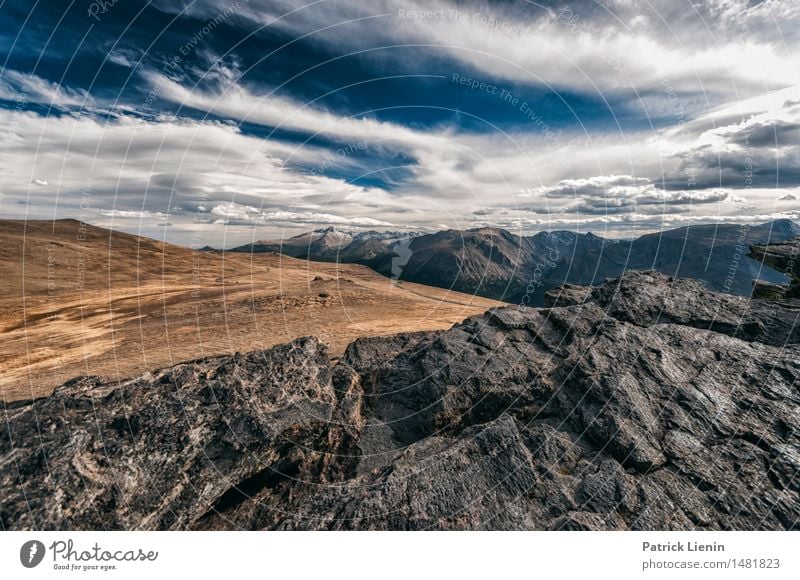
[[1, 0, 799, 247]]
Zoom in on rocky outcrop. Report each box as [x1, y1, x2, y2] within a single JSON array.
[[0, 339, 363, 530], [751, 237, 800, 299], [2, 272, 799, 530], [584, 271, 800, 347]]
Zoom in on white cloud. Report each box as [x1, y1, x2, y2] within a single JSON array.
[[155, 0, 800, 97], [513, 174, 745, 217], [0, 108, 400, 243], [5, 0, 800, 246], [100, 209, 168, 219], [4, 90, 797, 244], [210, 202, 394, 227], [522, 175, 653, 199], [470, 208, 800, 238], [0, 70, 93, 109], [144, 67, 456, 157]]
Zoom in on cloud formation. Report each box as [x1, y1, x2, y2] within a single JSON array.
[[158, 0, 800, 96], [1, 0, 798, 243], [210, 202, 394, 227]]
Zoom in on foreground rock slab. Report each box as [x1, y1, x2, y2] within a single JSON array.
[[2, 271, 799, 530]]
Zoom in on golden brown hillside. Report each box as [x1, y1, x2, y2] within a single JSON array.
[[0, 219, 499, 401]]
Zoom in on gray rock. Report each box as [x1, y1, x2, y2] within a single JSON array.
[[1, 338, 361, 530], [2, 272, 799, 530], [589, 270, 800, 346]]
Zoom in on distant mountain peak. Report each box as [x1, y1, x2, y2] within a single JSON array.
[[762, 218, 800, 235]]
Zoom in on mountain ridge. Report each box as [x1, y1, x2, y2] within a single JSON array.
[[224, 220, 799, 304]]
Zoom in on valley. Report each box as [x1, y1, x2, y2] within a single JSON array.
[[0, 219, 499, 402]]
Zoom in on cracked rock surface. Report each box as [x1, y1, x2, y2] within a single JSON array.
[[2, 271, 799, 530]]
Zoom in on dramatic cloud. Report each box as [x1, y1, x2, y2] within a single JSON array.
[[210, 202, 394, 227], [0, 71, 93, 109], [2, 1, 799, 242], [524, 175, 653, 199], [0, 108, 401, 244], [144, 66, 450, 155], [513, 174, 745, 219], [156, 0, 800, 96], [661, 88, 800, 190]]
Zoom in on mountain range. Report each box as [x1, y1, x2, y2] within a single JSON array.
[[225, 220, 799, 305], [231, 226, 419, 262]]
